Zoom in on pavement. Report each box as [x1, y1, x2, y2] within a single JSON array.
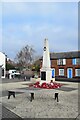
[[2, 105, 23, 119], [0, 78, 80, 119]]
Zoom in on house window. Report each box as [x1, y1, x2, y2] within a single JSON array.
[[75, 69, 80, 76], [57, 59, 66, 65], [2, 68, 4, 76], [59, 69, 64, 76], [76, 58, 80, 65], [72, 58, 80, 65], [72, 58, 76, 65]]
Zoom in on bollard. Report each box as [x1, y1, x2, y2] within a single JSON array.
[[8, 91, 15, 99]]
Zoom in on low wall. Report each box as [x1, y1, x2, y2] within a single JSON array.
[[55, 77, 80, 82]]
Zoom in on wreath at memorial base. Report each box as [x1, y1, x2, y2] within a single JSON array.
[[29, 81, 63, 89]]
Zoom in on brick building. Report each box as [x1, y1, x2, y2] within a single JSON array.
[[40, 51, 80, 78]]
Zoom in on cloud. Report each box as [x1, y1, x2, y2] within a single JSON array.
[[1, 0, 79, 2], [3, 22, 78, 59], [0, 4, 2, 51], [3, 2, 58, 19], [2, 2, 78, 59], [3, 2, 78, 19], [0, 28, 2, 51]]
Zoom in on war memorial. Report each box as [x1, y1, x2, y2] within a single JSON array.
[[0, 39, 79, 119]]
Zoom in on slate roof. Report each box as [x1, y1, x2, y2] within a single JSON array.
[[50, 51, 80, 59], [40, 51, 80, 60]]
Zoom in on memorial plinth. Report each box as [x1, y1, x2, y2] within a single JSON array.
[[40, 38, 54, 82], [30, 38, 55, 83]]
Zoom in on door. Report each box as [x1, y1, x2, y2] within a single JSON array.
[[52, 69, 55, 78], [67, 68, 72, 78]]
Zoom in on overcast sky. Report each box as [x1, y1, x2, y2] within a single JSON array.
[[1, 2, 78, 60]]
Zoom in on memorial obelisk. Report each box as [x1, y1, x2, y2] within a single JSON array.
[[40, 38, 52, 82]]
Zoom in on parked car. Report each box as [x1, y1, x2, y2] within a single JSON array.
[[8, 69, 20, 79]]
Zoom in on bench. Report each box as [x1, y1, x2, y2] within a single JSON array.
[[8, 89, 59, 102], [8, 91, 15, 99], [55, 93, 59, 102], [8, 89, 35, 102]]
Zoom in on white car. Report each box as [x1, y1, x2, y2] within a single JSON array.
[[9, 70, 20, 79], [9, 69, 20, 75]]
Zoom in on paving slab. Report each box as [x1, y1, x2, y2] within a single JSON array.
[[2, 105, 23, 119], [0, 79, 79, 119]]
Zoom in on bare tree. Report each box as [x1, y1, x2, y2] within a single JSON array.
[[15, 45, 35, 68]]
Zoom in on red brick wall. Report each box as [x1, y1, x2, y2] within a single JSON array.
[[40, 58, 80, 78], [51, 59, 80, 77]]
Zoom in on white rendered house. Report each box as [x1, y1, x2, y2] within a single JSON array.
[[0, 52, 6, 78]]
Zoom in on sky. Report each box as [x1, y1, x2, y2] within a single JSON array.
[[1, 2, 78, 60]]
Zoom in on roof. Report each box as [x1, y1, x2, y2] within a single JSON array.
[[0, 52, 5, 56], [40, 51, 80, 60]]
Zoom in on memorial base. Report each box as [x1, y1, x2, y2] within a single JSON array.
[[40, 68, 54, 83]]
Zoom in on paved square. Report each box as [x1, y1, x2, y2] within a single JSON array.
[[0, 79, 79, 119]]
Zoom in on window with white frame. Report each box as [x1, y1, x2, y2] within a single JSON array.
[[57, 59, 66, 65], [75, 69, 80, 76], [76, 58, 80, 65], [72, 58, 80, 65], [59, 69, 64, 76]]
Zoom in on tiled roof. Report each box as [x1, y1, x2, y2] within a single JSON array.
[[50, 51, 80, 59]]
